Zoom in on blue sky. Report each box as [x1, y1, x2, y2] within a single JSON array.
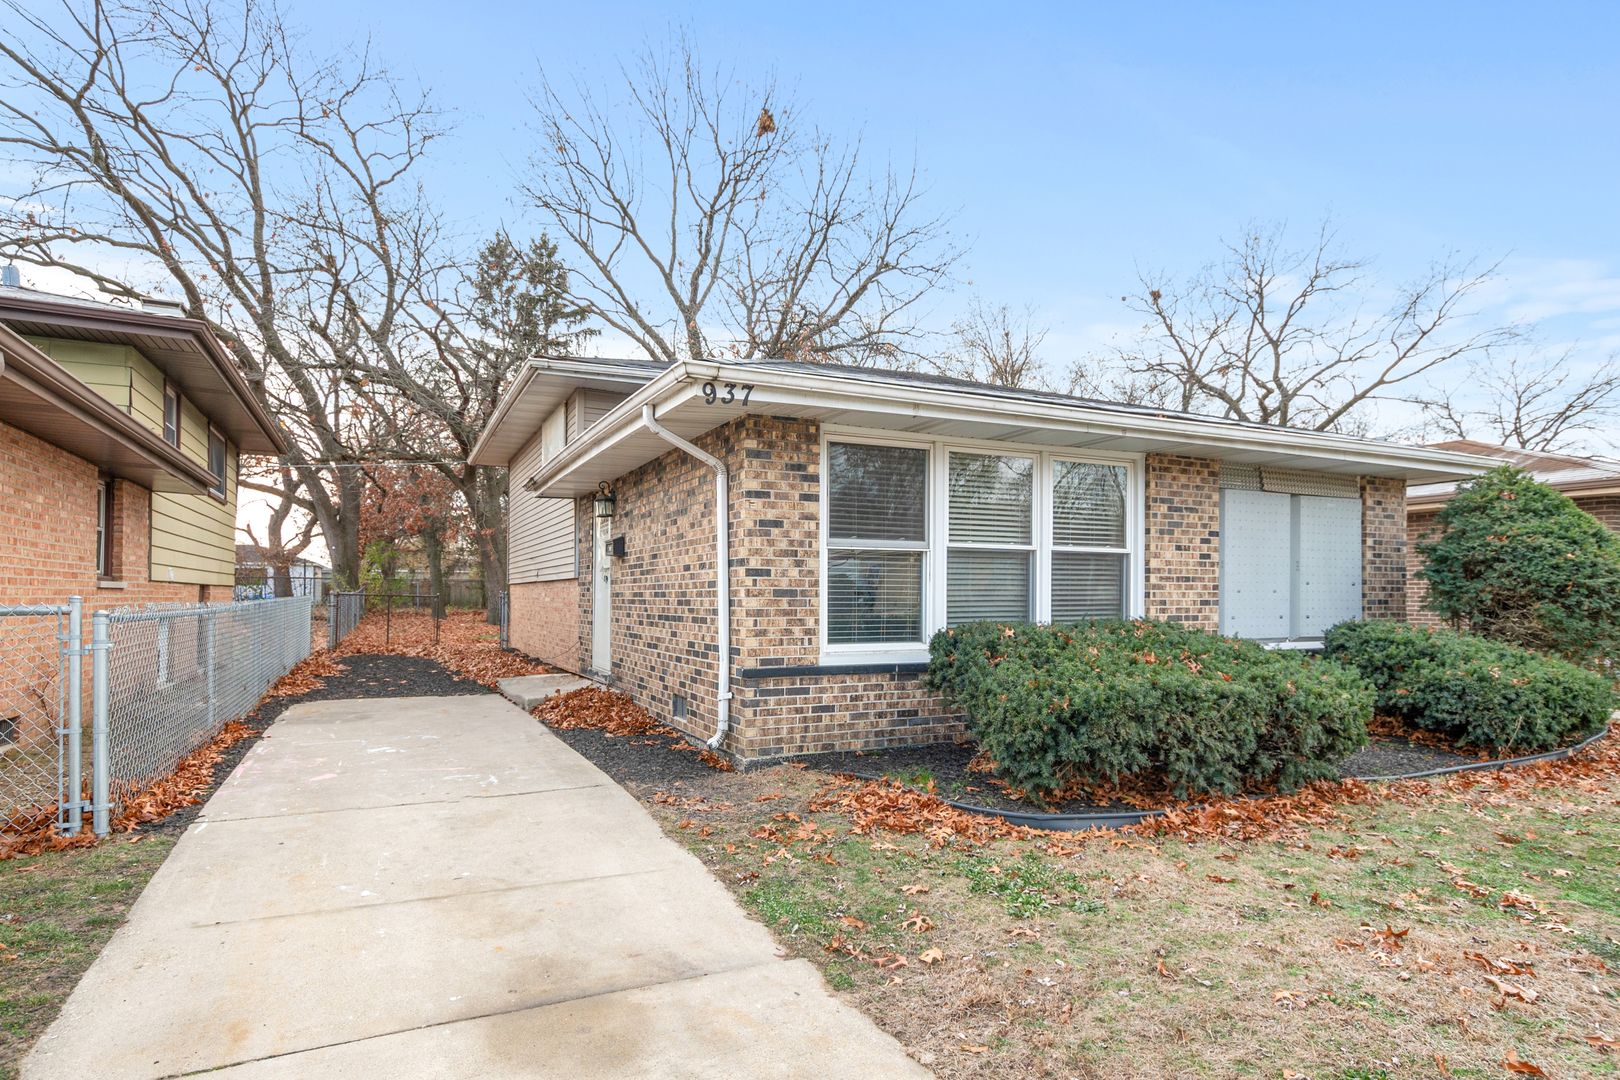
[[300, 0, 1620, 422]]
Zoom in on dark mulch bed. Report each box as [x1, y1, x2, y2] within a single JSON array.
[[545, 727, 723, 794], [138, 654, 489, 835]]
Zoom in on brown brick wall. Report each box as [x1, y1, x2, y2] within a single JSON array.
[[555, 414, 961, 760], [509, 579, 583, 671], [1, 418, 210, 609], [1573, 493, 1620, 531], [1360, 476, 1406, 621], [1143, 454, 1220, 628]]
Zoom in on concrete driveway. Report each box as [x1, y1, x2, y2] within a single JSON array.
[[24, 695, 930, 1079]]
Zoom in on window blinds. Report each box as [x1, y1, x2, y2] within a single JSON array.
[[827, 551, 924, 643], [946, 549, 1032, 626], [948, 453, 1032, 544], [1052, 552, 1126, 621], [1052, 461, 1126, 548], [828, 443, 928, 542]]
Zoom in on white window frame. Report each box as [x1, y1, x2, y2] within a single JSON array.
[[818, 425, 1145, 665]]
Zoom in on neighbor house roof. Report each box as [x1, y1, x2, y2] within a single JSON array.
[[0, 285, 288, 455], [1406, 439, 1620, 508], [472, 356, 1502, 497], [0, 323, 218, 493]]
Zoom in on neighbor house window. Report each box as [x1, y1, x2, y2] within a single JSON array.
[[825, 442, 927, 645], [163, 383, 180, 446], [1049, 460, 1128, 621], [821, 432, 1141, 660], [946, 452, 1033, 626], [207, 426, 226, 498], [96, 480, 111, 577]]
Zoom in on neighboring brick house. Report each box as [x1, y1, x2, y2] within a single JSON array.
[[1405, 440, 1620, 626], [0, 281, 288, 608], [471, 358, 1493, 762]]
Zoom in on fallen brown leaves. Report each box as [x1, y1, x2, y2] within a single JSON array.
[[0, 720, 256, 860], [334, 610, 550, 688], [807, 778, 1083, 849], [267, 652, 349, 697], [534, 686, 734, 771]]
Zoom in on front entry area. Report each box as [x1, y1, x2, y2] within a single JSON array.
[[591, 513, 612, 675]]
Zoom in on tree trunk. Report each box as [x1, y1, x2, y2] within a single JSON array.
[[465, 464, 508, 625], [424, 524, 446, 618], [273, 565, 293, 598]]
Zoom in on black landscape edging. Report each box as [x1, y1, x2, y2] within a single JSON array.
[[835, 726, 1612, 833]]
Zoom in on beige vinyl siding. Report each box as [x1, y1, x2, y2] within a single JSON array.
[[507, 426, 576, 583], [126, 349, 165, 435], [149, 395, 237, 587]]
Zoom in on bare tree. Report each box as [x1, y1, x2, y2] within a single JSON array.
[[931, 300, 1050, 388], [1103, 221, 1514, 432], [240, 461, 318, 598], [1412, 349, 1620, 453], [0, 0, 452, 589], [522, 36, 958, 366]]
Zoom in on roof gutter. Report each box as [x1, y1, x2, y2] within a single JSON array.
[[640, 401, 732, 752]]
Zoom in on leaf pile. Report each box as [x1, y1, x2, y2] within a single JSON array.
[[110, 720, 255, 831], [267, 652, 349, 697], [534, 686, 734, 771], [334, 609, 551, 687], [807, 777, 1073, 848]]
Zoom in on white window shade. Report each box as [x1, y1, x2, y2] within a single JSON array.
[[949, 453, 1032, 544]]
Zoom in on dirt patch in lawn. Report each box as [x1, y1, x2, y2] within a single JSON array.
[[633, 743, 1620, 1079]]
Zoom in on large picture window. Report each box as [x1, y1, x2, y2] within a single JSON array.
[[826, 442, 927, 645], [820, 433, 1140, 660]]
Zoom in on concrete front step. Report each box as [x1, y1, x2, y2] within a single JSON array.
[[497, 673, 596, 710]]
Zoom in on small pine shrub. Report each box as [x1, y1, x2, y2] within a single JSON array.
[[1416, 465, 1620, 663], [1323, 620, 1614, 751], [927, 620, 1371, 801]]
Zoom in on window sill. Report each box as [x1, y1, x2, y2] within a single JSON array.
[[96, 580, 127, 590]]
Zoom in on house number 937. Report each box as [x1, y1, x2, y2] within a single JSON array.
[[702, 382, 753, 406]]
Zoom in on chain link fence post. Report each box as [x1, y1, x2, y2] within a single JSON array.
[[63, 596, 83, 837], [90, 610, 111, 838]]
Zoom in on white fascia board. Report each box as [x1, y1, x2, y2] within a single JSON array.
[[469, 357, 662, 466], [527, 362, 1502, 495]]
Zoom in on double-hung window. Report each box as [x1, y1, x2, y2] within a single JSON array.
[[825, 442, 928, 646], [946, 452, 1034, 626], [1050, 459, 1129, 620], [821, 432, 1140, 660], [163, 383, 180, 446], [207, 426, 227, 499]]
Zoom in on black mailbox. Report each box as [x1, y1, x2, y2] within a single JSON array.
[[609, 534, 627, 559]]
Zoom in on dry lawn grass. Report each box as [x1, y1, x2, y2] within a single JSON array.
[[645, 754, 1620, 1080]]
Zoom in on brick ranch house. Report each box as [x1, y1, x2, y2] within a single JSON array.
[[471, 358, 1494, 763], [0, 281, 288, 608], [1405, 439, 1620, 625]]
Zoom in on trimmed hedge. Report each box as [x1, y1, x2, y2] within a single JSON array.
[[1323, 621, 1614, 752], [927, 620, 1371, 801]]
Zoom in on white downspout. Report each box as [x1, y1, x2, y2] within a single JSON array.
[[641, 404, 732, 750]]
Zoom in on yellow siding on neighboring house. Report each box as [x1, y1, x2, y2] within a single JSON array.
[[24, 337, 134, 413], [150, 396, 237, 587], [20, 331, 241, 587]]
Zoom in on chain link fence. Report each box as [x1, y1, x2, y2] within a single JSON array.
[[328, 591, 440, 650], [0, 603, 79, 833], [104, 597, 312, 811]]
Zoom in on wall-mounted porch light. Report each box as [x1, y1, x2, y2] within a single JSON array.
[[593, 481, 616, 519]]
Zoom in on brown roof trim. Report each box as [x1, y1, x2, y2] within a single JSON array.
[[0, 324, 215, 494], [0, 291, 288, 455]]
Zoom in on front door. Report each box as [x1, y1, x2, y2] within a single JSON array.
[[592, 515, 611, 674]]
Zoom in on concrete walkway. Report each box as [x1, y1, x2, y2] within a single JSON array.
[[25, 695, 930, 1079]]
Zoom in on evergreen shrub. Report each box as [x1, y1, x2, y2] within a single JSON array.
[[926, 620, 1371, 801], [1416, 465, 1620, 663], [1324, 620, 1614, 752]]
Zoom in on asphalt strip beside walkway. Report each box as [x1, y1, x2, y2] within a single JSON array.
[[22, 695, 930, 1080]]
